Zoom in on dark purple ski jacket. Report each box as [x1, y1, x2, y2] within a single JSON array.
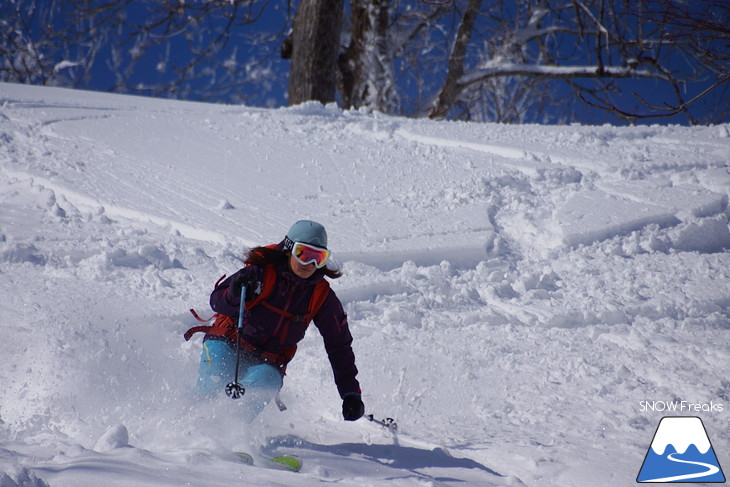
[[210, 260, 361, 399]]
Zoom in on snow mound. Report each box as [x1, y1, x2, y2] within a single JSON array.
[[0, 468, 50, 487], [94, 425, 130, 452]]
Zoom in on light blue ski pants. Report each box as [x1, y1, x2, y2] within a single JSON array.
[[195, 339, 283, 423]]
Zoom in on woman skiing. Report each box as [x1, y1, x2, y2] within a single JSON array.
[[188, 220, 364, 423]]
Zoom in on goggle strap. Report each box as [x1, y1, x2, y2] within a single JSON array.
[[283, 236, 295, 251]]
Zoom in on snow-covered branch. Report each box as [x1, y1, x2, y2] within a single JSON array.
[[459, 63, 663, 86]]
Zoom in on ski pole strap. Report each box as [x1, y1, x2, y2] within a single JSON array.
[[366, 414, 398, 431]]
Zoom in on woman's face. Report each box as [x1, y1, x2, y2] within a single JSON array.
[[289, 253, 317, 279]]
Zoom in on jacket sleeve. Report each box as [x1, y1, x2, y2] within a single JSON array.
[[314, 290, 362, 398], [209, 266, 261, 317]]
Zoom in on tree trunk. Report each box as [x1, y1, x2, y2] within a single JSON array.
[[429, 0, 483, 119], [288, 0, 344, 106], [340, 0, 392, 110]]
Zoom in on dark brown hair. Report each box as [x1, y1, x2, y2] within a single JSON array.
[[245, 245, 342, 279]]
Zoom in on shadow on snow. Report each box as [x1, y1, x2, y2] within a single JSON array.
[[263, 434, 502, 482]]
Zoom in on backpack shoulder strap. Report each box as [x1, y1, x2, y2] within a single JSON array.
[[306, 280, 331, 322], [256, 275, 330, 325]]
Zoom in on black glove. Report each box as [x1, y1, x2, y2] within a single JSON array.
[[228, 271, 260, 299], [342, 393, 365, 421]]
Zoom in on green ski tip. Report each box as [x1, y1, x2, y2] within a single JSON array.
[[236, 452, 254, 465], [269, 455, 302, 472]]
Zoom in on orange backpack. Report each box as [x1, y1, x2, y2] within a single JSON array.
[[184, 262, 330, 369]]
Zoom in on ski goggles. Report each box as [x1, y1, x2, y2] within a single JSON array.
[[291, 242, 330, 268]]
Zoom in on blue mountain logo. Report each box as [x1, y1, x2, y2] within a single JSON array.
[[637, 416, 726, 483]]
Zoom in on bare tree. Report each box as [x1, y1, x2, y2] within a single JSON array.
[[287, 0, 344, 105], [430, 0, 483, 119], [338, 0, 398, 112], [581, 0, 730, 123], [2, 0, 292, 103], [425, 0, 729, 123], [0, 0, 103, 88]]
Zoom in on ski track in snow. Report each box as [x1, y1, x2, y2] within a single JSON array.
[[1, 83, 729, 487], [645, 453, 721, 482]]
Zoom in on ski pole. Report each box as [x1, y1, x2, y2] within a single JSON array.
[[366, 414, 398, 431], [225, 284, 247, 399]]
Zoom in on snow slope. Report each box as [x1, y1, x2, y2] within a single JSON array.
[[1, 82, 729, 486]]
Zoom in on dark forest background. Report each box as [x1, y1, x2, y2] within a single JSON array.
[[2, 0, 728, 124]]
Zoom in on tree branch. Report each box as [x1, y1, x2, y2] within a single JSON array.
[[578, 74, 730, 122], [459, 63, 665, 87]]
